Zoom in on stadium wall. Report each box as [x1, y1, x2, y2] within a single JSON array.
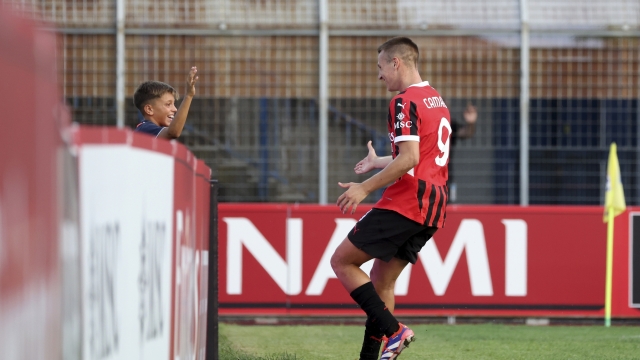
[[218, 203, 640, 319]]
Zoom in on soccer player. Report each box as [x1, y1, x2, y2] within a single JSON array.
[[133, 66, 199, 139], [331, 37, 451, 360]]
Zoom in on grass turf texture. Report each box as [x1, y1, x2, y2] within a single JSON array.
[[219, 322, 640, 359]]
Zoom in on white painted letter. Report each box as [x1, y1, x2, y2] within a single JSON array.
[[503, 219, 527, 296], [420, 219, 493, 296], [306, 219, 357, 295], [224, 217, 302, 295]]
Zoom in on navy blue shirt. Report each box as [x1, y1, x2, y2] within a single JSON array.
[[135, 120, 164, 137]]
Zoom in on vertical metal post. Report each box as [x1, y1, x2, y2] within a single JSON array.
[[600, 99, 607, 148], [259, 98, 269, 200], [206, 180, 219, 360], [318, 0, 329, 204], [116, 0, 125, 128], [519, 0, 530, 206]]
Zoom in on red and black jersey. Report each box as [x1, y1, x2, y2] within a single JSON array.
[[374, 81, 451, 227]]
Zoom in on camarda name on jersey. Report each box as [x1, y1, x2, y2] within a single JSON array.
[[424, 96, 447, 109]]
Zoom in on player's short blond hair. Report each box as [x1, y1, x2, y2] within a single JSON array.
[[377, 37, 419, 69], [133, 81, 178, 111]]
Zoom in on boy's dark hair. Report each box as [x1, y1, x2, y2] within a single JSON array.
[[377, 37, 419, 69], [133, 81, 179, 112]]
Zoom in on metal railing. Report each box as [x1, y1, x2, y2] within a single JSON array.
[[4, 0, 639, 205]]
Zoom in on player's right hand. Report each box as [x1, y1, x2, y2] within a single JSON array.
[[186, 66, 199, 97], [463, 103, 477, 124], [336, 182, 368, 214], [354, 140, 377, 174]]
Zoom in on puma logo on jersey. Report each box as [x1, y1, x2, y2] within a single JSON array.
[[397, 102, 406, 109]]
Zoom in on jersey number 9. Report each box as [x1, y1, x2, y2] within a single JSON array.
[[435, 117, 452, 167]]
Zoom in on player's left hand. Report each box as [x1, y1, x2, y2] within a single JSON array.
[[336, 182, 369, 214], [354, 140, 377, 174]]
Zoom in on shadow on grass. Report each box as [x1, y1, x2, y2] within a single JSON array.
[[219, 333, 298, 360]]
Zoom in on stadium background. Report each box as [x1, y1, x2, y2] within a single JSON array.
[[4, 0, 640, 205], [2, 2, 640, 359]]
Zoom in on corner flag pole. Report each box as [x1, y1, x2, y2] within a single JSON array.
[[604, 209, 614, 327], [603, 142, 626, 327]]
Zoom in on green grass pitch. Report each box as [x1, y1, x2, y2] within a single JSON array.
[[219, 322, 640, 359]]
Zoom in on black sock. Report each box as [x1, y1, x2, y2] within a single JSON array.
[[350, 282, 399, 337], [359, 316, 384, 360]]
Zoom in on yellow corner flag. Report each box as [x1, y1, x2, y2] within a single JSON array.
[[604, 142, 626, 222], [603, 142, 626, 327]]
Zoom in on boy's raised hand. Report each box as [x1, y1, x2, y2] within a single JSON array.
[[186, 66, 199, 97]]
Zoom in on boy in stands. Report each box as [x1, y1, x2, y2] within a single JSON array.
[[331, 37, 451, 359], [134, 66, 199, 139]]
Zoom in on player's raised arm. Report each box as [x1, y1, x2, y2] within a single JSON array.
[[159, 66, 199, 139], [455, 102, 477, 139]]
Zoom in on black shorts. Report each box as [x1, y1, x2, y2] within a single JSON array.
[[347, 208, 438, 264]]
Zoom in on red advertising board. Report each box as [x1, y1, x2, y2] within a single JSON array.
[[73, 126, 212, 359], [218, 204, 640, 319], [171, 143, 211, 359]]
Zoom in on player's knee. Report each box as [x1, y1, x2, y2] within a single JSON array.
[[329, 251, 344, 274]]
